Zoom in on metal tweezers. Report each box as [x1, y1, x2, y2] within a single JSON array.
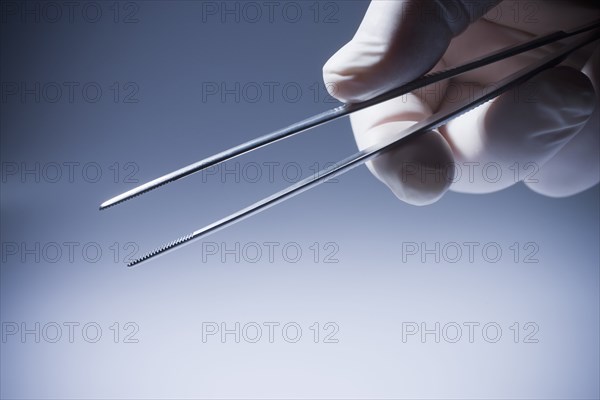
[[101, 20, 600, 267]]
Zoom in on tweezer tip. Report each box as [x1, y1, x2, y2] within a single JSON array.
[[99, 200, 114, 210], [100, 175, 178, 211], [99, 187, 151, 210], [99, 197, 125, 210], [99, 192, 130, 210], [126, 232, 197, 267]]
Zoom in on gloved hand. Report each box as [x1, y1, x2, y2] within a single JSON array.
[[323, 0, 599, 205]]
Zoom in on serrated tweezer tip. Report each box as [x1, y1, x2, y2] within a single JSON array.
[[127, 232, 196, 267]]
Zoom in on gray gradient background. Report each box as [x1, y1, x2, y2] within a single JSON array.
[[1, 1, 599, 399]]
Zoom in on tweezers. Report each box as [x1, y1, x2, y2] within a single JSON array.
[[100, 20, 600, 267]]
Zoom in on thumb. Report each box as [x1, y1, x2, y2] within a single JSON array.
[[323, 0, 502, 103]]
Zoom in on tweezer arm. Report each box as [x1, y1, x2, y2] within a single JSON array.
[[100, 20, 600, 210], [127, 27, 600, 267]]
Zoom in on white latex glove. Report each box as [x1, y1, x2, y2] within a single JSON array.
[[323, 0, 599, 205]]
